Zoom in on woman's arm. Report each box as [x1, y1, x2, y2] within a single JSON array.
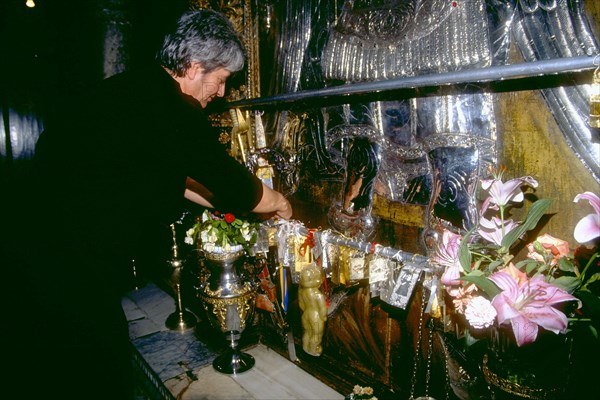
[[252, 182, 292, 219], [184, 177, 215, 207], [185, 177, 292, 219]]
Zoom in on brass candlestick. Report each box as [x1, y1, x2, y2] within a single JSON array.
[[165, 223, 197, 332]]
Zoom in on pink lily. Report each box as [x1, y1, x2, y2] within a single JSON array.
[[433, 230, 462, 269], [573, 192, 600, 244], [434, 230, 464, 295], [480, 176, 538, 210], [478, 216, 518, 246], [441, 265, 462, 296], [489, 271, 578, 346]]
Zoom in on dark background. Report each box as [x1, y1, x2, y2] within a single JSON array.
[[0, 0, 199, 287], [0, 0, 191, 110]]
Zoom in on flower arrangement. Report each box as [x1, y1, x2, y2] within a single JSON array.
[[434, 166, 600, 347], [345, 385, 378, 400], [185, 209, 261, 253]]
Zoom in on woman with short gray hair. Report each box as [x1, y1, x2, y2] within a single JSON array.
[[1, 8, 291, 400], [157, 9, 245, 75]]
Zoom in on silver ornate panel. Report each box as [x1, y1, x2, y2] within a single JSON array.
[[322, 0, 492, 81], [256, 0, 599, 239]]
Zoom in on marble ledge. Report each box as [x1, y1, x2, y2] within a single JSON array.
[[164, 344, 344, 400], [122, 283, 344, 400], [123, 283, 175, 340]]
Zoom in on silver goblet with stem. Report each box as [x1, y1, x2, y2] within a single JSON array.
[[198, 247, 257, 374]]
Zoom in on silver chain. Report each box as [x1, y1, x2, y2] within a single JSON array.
[[410, 276, 438, 400], [425, 320, 433, 397], [409, 281, 426, 400]]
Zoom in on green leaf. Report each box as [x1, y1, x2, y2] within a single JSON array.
[[527, 263, 539, 275], [515, 259, 537, 275], [580, 253, 600, 282], [501, 198, 553, 249], [461, 271, 501, 298], [234, 233, 244, 244], [583, 272, 600, 288], [537, 265, 549, 275], [488, 259, 505, 272], [557, 257, 576, 273], [551, 276, 581, 293], [575, 272, 600, 295], [459, 230, 474, 273], [589, 324, 598, 340]]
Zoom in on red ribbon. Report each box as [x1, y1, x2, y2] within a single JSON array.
[[298, 229, 316, 257], [370, 242, 377, 254]]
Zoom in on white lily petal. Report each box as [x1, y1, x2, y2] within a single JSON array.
[[573, 214, 600, 243]]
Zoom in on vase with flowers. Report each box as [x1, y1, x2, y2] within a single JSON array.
[[186, 209, 262, 374], [185, 209, 261, 254], [344, 385, 378, 400], [432, 166, 600, 399]]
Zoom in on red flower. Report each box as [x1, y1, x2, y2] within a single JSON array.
[[224, 213, 236, 223]]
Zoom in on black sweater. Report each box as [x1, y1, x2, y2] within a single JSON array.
[[4, 64, 262, 300]]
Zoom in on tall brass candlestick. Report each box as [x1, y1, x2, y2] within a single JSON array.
[[165, 223, 197, 332]]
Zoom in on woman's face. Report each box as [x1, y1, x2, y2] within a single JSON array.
[[183, 65, 231, 108]]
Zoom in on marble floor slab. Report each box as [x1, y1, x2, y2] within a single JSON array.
[[133, 329, 216, 382], [123, 283, 345, 400], [165, 344, 344, 400]]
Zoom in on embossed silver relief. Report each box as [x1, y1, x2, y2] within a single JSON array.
[[373, 100, 430, 203], [424, 141, 482, 231], [340, 136, 381, 213], [415, 91, 497, 250], [256, 0, 598, 258], [319, 106, 429, 205], [322, 0, 490, 82], [262, 0, 317, 180], [326, 127, 382, 240], [415, 94, 497, 144], [316, 0, 499, 243], [414, 93, 497, 183]]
